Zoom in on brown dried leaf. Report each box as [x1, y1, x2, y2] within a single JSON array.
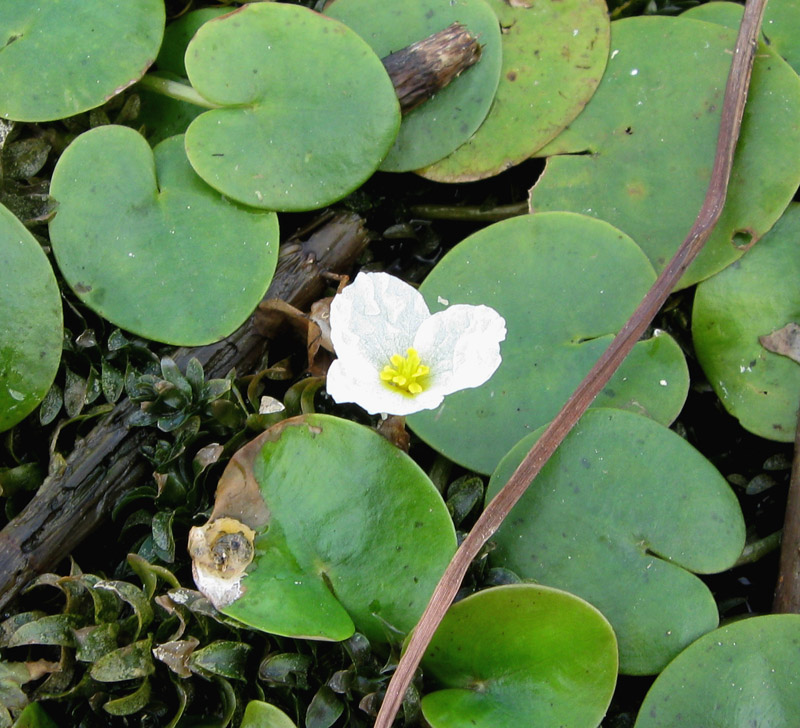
[[760, 323, 800, 364], [152, 636, 200, 678], [376, 415, 410, 453]]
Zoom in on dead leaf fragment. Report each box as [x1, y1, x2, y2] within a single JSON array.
[[153, 636, 200, 678], [760, 323, 800, 364]]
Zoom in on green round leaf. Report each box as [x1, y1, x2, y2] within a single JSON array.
[[686, 0, 800, 76], [49, 125, 279, 346], [763, 0, 800, 75], [139, 8, 231, 145], [681, 1, 753, 29], [635, 615, 800, 728], [184, 3, 400, 211], [421, 584, 617, 728], [0, 202, 62, 432], [326, 0, 502, 172], [156, 8, 231, 78], [529, 15, 800, 288], [692, 203, 800, 442], [241, 701, 297, 728], [0, 1, 164, 122], [408, 212, 689, 474], [196, 414, 456, 643], [420, 0, 610, 181], [486, 408, 746, 674]]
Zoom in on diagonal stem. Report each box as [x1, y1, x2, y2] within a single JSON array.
[[374, 0, 768, 724]]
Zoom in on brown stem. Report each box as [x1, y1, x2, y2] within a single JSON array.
[[382, 23, 481, 115], [374, 0, 768, 724], [407, 201, 528, 223], [773, 407, 800, 613], [0, 212, 369, 612]]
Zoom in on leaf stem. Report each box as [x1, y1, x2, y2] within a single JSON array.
[[374, 0, 769, 724], [408, 202, 527, 223], [772, 407, 800, 612], [137, 74, 222, 109], [736, 530, 781, 567]]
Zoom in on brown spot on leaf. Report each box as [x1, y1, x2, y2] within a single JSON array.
[[506, 71, 518, 81], [626, 182, 647, 198]]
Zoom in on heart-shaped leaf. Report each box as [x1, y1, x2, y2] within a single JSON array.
[[326, 0, 502, 172], [184, 3, 400, 211], [529, 15, 800, 288], [156, 8, 231, 79], [189, 414, 456, 643], [692, 203, 800, 441], [408, 212, 689, 474], [421, 584, 617, 728], [419, 0, 610, 181], [49, 125, 279, 346], [635, 615, 800, 727], [486, 408, 746, 674], [0, 202, 62, 432], [0, 1, 164, 122]]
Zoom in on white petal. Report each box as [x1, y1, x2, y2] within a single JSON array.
[[329, 272, 430, 369], [326, 357, 445, 415], [414, 304, 506, 396]]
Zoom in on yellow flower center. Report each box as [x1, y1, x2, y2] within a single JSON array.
[[380, 348, 430, 396]]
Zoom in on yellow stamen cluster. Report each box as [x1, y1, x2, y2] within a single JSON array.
[[380, 348, 429, 395]]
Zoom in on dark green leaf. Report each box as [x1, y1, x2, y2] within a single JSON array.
[[305, 686, 343, 728], [4, 138, 50, 179], [258, 653, 313, 689], [188, 641, 251, 681], [445, 476, 483, 527], [7, 615, 82, 648], [90, 638, 155, 682], [0, 463, 43, 498], [152, 510, 176, 563], [102, 678, 151, 716], [62, 367, 87, 419], [101, 360, 124, 403], [94, 581, 153, 640], [74, 623, 119, 663]]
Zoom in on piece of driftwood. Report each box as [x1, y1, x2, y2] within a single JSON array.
[[0, 212, 369, 611], [383, 23, 481, 114], [374, 0, 769, 723]]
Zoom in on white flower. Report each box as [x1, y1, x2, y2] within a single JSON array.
[[326, 272, 506, 416]]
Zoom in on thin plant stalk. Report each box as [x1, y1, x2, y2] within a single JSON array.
[[137, 74, 222, 109], [374, 0, 769, 723]]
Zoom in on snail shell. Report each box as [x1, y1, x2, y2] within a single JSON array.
[[188, 517, 256, 609]]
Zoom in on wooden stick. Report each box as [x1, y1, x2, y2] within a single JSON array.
[[383, 23, 481, 115], [374, 0, 768, 724], [0, 213, 369, 611]]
